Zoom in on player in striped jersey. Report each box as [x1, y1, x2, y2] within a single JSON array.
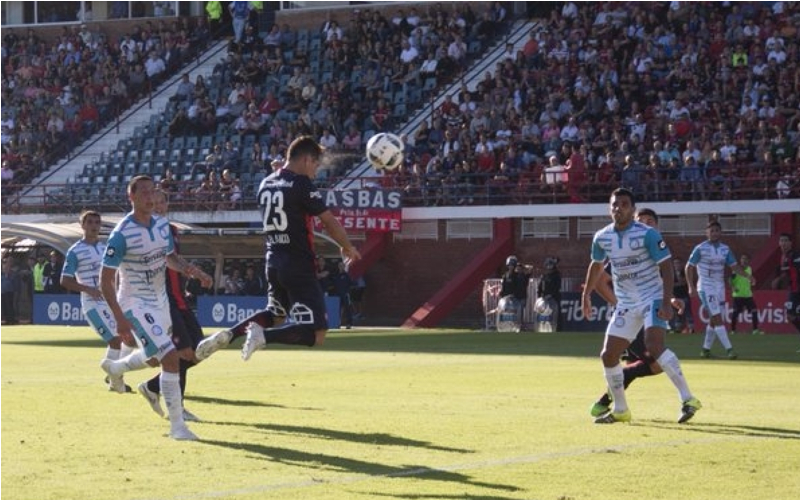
[[99, 176, 213, 440], [582, 188, 701, 424], [686, 221, 746, 359], [774, 233, 800, 351], [61, 210, 147, 393]]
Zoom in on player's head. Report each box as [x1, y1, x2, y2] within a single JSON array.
[[79, 210, 102, 239], [706, 221, 722, 242], [779, 232, 793, 253], [152, 188, 169, 216], [739, 253, 750, 265], [609, 188, 636, 227], [635, 207, 658, 228], [128, 175, 155, 212], [506, 255, 518, 268], [287, 135, 323, 176]]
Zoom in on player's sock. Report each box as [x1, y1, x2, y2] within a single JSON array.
[[603, 364, 628, 413], [656, 349, 693, 402], [622, 360, 655, 388], [105, 346, 121, 361], [179, 358, 194, 397], [161, 370, 184, 426], [262, 323, 316, 346], [597, 392, 612, 407], [117, 350, 150, 373], [146, 373, 160, 394], [119, 342, 135, 357], [229, 310, 279, 340], [703, 326, 715, 350], [714, 326, 733, 350]]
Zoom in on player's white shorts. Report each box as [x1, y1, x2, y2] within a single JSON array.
[[123, 304, 174, 360], [698, 289, 725, 317], [606, 299, 669, 341], [84, 302, 116, 343]]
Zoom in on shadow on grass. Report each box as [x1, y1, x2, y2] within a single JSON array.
[[198, 421, 471, 453], [183, 394, 322, 411], [370, 494, 526, 500], [199, 439, 521, 493], [640, 420, 800, 440]]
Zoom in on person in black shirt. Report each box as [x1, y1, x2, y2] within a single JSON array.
[[196, 136, 361, 361], [537, 256, 562, 331]]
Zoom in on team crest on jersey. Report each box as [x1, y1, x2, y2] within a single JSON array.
[[630, 238, 641, 250], [152, 325, 163, 337], [105, 247, 116, 257], [159, 225, 170, 239]]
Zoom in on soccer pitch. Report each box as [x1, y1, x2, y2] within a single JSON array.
[[2, 325, 799, 500]]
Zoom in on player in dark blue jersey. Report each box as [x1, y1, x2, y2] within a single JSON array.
[[196, 136, 361, 361]]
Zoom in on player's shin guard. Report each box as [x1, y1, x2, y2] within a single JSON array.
[[656, 349, 693, 402], [604, 364, 628, 412], [262, 322, 316, 346], [160, 370, 184, 425]]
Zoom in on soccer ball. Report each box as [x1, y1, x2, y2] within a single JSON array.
[[366, 132, 404, 171]]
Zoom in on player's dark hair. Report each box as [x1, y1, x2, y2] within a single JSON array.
[[79, 209, 101, 224], [287, 136, 323, 162], [636, 207, 658, 222], [128, 175, 153, 195], [779, 232, 793, 241], [611, 187, 635, 206], [707, 221, 722, 230]]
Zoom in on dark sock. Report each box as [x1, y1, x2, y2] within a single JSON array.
[[230, 309, 278, 340], [261, 322, 316, 346], [623, 360, 654, 389], [146, 373, 160, 394], [597, 392, 612, 406], [179, 358, 194, 397]]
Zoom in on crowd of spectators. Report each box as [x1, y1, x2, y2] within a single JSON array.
[[1, 16, 211, 193], [377, 1, 800, 206], [156, 1, 508, 202]]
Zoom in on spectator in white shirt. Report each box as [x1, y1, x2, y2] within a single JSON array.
[[399, 39, 419, 64], [144, 52, 166, 78], [319, 129, 338, 149]]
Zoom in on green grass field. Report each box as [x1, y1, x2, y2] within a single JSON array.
[[2, 325, 799, 500]]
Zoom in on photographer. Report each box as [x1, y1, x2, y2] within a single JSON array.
[[537, 256, 562, 331]]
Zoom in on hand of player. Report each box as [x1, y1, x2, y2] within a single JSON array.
[[670, 298, 685, 315], [195, 269, 214, 289], [116, 316, 135, 346], [581, 294, 593, 320], [658, 302, 674, 321], [341, 245, 362, 267], [88, 287, 104, 301]]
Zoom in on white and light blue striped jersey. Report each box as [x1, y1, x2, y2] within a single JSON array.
[[62, 239, 106, 309], [102, 213, 174, 310], [591, 221, 671, 306], [687, 240, 736, 291]]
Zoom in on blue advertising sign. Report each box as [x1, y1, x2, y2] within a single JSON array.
[[32, 294, 341, 329], [559, 292, 613, 332], [196, 295, 341, 329], [33, 294, 87, 326]]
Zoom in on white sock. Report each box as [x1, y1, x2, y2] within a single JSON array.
[[604, 364, 628, 413], [105, 347, 121, 361], [120, 342, 135, 357], [160, 371, 184, 427], [657, 349, 693, 402], [715, 325, 733, 350], [703, 326, 715, 350], [108, 350, 149, 375]]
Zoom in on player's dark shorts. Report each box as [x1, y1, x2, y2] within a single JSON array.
[[732, 296, 757, 312], [267, 266, 328, 331], [787, 292, 800, 318], [623, 329, 656, 365], [170, 304, 204, 351]]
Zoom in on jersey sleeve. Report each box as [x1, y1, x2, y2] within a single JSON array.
[[102, 230, 127, 269], [725, 248, 737, 266], [590, 233, 606, 263], [645, 227, 671, 264], [299, 176, 328, 217], [687, 244, 701, 266], [61, 246, 78, 278]]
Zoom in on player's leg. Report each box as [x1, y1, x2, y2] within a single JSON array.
[[707, 292, 736, 358], [242, 268, 327, 360], [591, 329, 657, 417], [746, 298, 763, 334], [730, 298, 742, 334], [594, 306, 641, 423], [86, 306, 131, 393], [195, 292, 287, 360], [643, 299, 701, 423], [699, 291, 717, 357]]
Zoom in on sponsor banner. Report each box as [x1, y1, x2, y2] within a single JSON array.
[[33, 294, 86, 326], [196, 295, 340, 329], [560, 290, 796, 334], [32, 294, 341, 329], [316, 189, 403, 232]]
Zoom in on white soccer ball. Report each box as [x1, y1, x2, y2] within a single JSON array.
[[366, 132, 404, 171]]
